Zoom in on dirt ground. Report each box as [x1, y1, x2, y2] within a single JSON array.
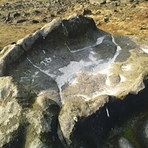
[[0, 0, 148, 50]]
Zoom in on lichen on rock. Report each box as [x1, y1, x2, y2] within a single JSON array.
[[0, 14, 148, 148]]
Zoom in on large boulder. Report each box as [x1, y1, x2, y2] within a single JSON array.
[[0, 15, 148, 147]]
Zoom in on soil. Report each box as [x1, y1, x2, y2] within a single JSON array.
[[0, 0, 148, 50]]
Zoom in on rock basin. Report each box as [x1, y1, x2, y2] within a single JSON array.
[[4, 15, 119, 104], [0, 15, 148, 147]]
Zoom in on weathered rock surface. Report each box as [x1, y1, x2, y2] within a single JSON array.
[[59, 95, 109, 145], [0, 76, 64, 148], [0, 15, 148, 147], [0, 76, 35, 147]]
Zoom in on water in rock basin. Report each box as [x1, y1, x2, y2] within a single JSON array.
[[9, 35, 120, 103]]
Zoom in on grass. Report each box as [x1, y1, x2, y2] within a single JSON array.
[[0, 22, 46, 50], [0, 1, 148, 50], [0, 0, 18, 5]]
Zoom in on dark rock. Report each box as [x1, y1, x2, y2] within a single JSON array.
[[11, 42, 16, 45], [16, 19, 27, 23], [31, 20, 39, 24], [104, 17, 109, 23], [93, 35, 116, 59], [59, 96, 109, 146], [5, 2, 9, 5], [82, 8, 92, 15], [13, 12, 21, 18], [33, 10, 42, 15], [114, 9, 118, 12], [51, 14, 56, 17]]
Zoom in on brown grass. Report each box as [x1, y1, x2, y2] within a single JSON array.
[[0, 0, 18, 5], [0, 1, 148, 50], [0, 22, 47, 50]]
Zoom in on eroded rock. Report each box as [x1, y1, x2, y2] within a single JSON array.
[[59, 95, 109, 145], [25, 96, 63, 148], [0, 15, 148, 148], [0, 76, 63, 148], [0, 76, 36, 147]]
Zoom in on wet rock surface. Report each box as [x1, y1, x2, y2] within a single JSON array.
[[0, 14, 148, 148]]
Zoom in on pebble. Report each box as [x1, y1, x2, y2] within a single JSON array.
[[104, 17, 109, 23], [31, 20, 39, 24], [82, 8, 92, 15], [16, 19, 27, 24]]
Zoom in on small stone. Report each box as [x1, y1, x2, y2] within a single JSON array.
[[31, 20, 39, 24], [113, 9, 118, 12], [33, 10, 42, 15], [104, 17, 109, 23], [11, 42, 16, 45], [51, 14, 55, 17], [82, 8, 92, 15], [16, 19, 27, 23], [13, 12, 20, 18], [139, 26, 146, 30]]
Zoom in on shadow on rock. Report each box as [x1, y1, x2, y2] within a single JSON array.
[[70, 78, 148, 148]]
